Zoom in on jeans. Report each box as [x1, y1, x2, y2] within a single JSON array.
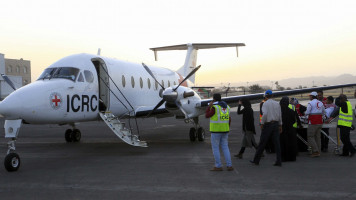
[[211, 133, 232, 168], [253, 122, 281, 164]]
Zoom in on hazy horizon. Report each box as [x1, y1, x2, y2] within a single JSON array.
[[1, 0, 356, 85]]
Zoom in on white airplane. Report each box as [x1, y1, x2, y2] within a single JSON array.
[[1, 43, 355, 172]]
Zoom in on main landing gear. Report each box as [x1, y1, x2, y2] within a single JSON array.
[[65, 125, 81, 142], [186, 117, 205, 142]]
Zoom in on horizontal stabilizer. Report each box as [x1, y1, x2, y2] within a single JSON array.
[[150, 43, 245, 51]]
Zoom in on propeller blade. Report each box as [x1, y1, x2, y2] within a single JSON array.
[[1, 74, 17, 91], [146, 99, 166, 118], [142, 63, 165, 90], [173, 65, 201, 91]]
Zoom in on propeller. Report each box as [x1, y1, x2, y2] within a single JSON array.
[[142, 63, 201, 118], [142, 63, 165, 90], [173, 65, 201, 91], [1, 74, 17, 91]]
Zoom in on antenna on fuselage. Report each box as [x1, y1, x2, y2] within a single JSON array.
[[97, 48, 101, 56]]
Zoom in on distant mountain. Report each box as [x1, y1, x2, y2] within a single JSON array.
[[219, 74, 356, 89]]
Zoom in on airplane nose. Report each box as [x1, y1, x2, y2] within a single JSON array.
[[0, 92, 22, 119]]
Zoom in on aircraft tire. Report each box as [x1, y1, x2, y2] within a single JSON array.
[[4, 152, 20, 172], [72, 129, 81, 142], [197, 127, 205, 141], [189, 127, 196, 142], [65, 129, 73, 142]]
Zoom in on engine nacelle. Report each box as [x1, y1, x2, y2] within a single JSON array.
[[163, 86, 204, 119]]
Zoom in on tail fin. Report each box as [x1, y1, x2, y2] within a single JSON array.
[[150, 43, 245, 85]]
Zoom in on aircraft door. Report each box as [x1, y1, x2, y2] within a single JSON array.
[[92, 58, 110, 111]]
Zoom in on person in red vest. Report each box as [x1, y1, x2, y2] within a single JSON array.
[[305, 91, 325, 157]]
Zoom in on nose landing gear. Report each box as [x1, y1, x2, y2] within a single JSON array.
[[3, 119, 22, 172], [4, 139, 20, 172]]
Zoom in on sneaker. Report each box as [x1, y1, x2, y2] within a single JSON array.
[[210, 167, 223, 171], [227, 166, 234, 171], [311, 152, 320, 157]]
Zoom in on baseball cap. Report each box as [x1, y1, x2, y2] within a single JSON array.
[[265, 90, 272, 95], [310, 91, 318, 96]]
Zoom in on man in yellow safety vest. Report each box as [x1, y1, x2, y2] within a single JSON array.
[[205, 93, 233, 171], [328, 94, 356, 157]]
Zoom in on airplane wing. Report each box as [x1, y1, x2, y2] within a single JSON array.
[[135, 108, 171, 118], [200, 83, 356, 108], [135, 83, 356, 118]]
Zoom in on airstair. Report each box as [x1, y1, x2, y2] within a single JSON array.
[[99, 112, 148, 147]]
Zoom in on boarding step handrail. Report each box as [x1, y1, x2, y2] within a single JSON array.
[[99, 112, 148, 147]]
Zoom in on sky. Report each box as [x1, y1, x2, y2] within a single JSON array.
[[1, 0, 356, 87]]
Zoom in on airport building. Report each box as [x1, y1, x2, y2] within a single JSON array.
[[0, 53, 31, 99]]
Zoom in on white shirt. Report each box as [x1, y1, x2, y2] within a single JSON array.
[[261, 99, 282, 125], [305, 99, 325, 116]]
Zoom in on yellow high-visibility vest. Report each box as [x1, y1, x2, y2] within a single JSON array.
[[210, 105, 230, 132], [338, 101, 353, 127], [288, 104, 298, 128]]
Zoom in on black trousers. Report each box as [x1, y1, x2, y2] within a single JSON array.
[[321, 128, 329, 150], [340, 126, 356, 155], [253, 122, 281, 164]]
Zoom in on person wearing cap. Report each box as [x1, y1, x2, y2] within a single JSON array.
[[206, 93, 233, 171], [327, 94, 356, 157], [305, 91, 325, 157], [250, 90, 283, 166]]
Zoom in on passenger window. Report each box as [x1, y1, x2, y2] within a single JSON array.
[[131, 76, 135, 88], [161, 80, 164, 88], [84, 70, 94, 83], [77, 73, 84, 82], [122, 75, 126, 87], [155, 81, 158, 90], [140, 77, 143, 89], [168, 80, 170, 88], [147, 78, 151, 89], [174, 81, 176, 85]]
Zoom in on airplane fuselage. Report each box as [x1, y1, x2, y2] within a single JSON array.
[[0, 53, 192, 124]]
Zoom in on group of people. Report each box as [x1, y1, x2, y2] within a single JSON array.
[[205, 90, 356, 171]]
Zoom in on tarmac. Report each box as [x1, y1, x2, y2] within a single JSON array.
[[0, 106, 356, 200]]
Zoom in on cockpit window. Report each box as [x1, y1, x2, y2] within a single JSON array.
[[37, 67, 80, 81], [52, 67, 79, 81], [77, 72, 84, 82], [84, 70, 94, 83], [37, 68, 57, 80]]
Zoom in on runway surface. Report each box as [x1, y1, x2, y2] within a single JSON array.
[[1, 107, 356, 200]]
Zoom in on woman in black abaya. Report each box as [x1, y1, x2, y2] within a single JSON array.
[[280, 97, 298, 162]]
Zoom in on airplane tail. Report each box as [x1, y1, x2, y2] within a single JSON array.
[[150, 43, 245, 85]]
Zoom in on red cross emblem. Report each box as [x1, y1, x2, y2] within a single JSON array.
[[50, 92, 62, 110]]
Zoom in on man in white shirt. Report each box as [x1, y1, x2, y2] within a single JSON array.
[[305, 91, 325, 157], [251, 90, 283, 166]]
